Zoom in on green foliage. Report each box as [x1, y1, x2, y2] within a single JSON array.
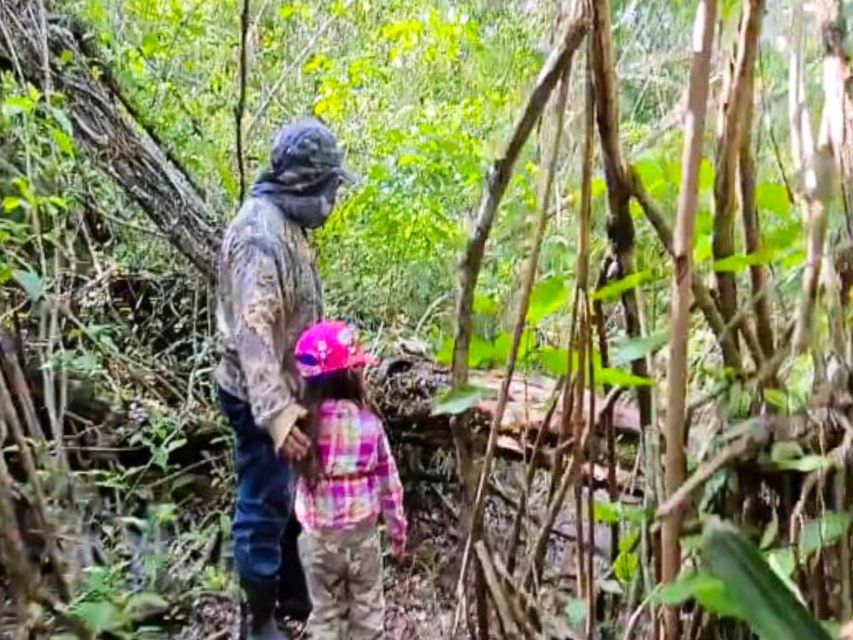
[[701, 520, 832, 640], [526, 276, 569, 325], [798, 512, 853, 559], [431, 384, 493, 416]]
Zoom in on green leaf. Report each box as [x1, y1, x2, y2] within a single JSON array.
[[473, 293, 498, 316], [51, 128, 75, 155], [764, 388, 789, 411], [592, 271, 653, 302], [633, 157, 666, 194], [73, 601, 122, 633], [527, 276, 568, 325], [431, 385, 491, 416], [613, 550, 638, 583], [590, 178, 606, 199], [698, 158, 714, 192], [760, 517, 779, 550], [2, 196, 22, 212], [435, 336, 452, 365], [491, 329, 534, 364], [596, 367, 654, 388], [799, 512, 853, 558], [610, 332, 667, 366], [125, 593, 169, 618], [539, 346, 568, 377], [594, 500, 620, 524], [140, 32, 160, 57], [619, 528, 640, 554], [713, 250, 776, 273], [756, 182, 791, 216], [13, 269, 44, 301], [656, 569, 746, 619], [564, 597, 586, 628], [703, 520, 831, 640], [774, 455, 828, 473], [766, 548, 805, 604], [468, 334, 494, 368], [2, 95, 35, 117]]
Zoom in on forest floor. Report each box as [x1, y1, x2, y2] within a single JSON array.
[[170, 460, 625, 640]]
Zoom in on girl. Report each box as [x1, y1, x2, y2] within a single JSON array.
[[293, 321, 407, 640]]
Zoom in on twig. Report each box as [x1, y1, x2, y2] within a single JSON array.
[[476, 541, 522, 639], [656, 419, 771, 520], [235, 0, 251, 201], [506, 376, 566, 573], [0, 367, 72, 601]]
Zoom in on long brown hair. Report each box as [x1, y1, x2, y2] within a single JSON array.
[[297, 368, 372, 486]]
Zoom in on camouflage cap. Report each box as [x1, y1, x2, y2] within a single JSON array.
[[269, 118, 356, 192]]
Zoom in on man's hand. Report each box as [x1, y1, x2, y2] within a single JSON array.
[[269, 404, 310, 460], [281, 425, 311, 461]]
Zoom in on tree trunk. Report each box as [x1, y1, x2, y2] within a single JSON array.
[[0, 0, 221, 277]]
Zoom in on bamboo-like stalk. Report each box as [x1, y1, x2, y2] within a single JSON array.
[[712, 0, 765, 369], [661, 1, 717, 638]]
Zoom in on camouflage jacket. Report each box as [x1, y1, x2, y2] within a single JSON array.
[[215, 195, 322, 432]]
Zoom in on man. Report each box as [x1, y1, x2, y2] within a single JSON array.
[[216, 118, 354, 640]]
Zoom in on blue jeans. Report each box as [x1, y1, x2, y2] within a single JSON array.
[[219, 386, 310, 610]]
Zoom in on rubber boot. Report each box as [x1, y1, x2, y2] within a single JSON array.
[[244, 582, 289, 640]]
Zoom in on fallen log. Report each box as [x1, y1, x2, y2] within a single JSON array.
[[0, 1, 220, 276], [370, 355, 641, 454]]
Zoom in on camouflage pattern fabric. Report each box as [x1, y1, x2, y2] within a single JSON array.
[[298, 527, 385, 640], [215, 195, 322, 429]]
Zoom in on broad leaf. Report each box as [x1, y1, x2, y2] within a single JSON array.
[[592, 271, 653, 302], [703, 520, 831, 640], [654, 569, 743, 618], [13, 269, 44, 301], [431, 385, 491, 416], [125, 593, 169, 618], [610, 332, 667, 366], [613, 550, 638, 583], [756, 182, 791, 216], [1, 95, 35, 117], [539, 346, 569, 377], [597, 367, 654, 388], [73, 601, 122, 633], [527, 276, 568, 325], [799, 512, 853, 558], [774, 455, 828, 473]]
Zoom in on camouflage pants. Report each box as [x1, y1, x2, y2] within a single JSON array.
[[298, 526, 385, 640]]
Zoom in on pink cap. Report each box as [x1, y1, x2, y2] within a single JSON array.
[[294, 321, 377, 378]]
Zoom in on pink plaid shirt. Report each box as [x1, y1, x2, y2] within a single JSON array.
[[295, 399, 407, 551]]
